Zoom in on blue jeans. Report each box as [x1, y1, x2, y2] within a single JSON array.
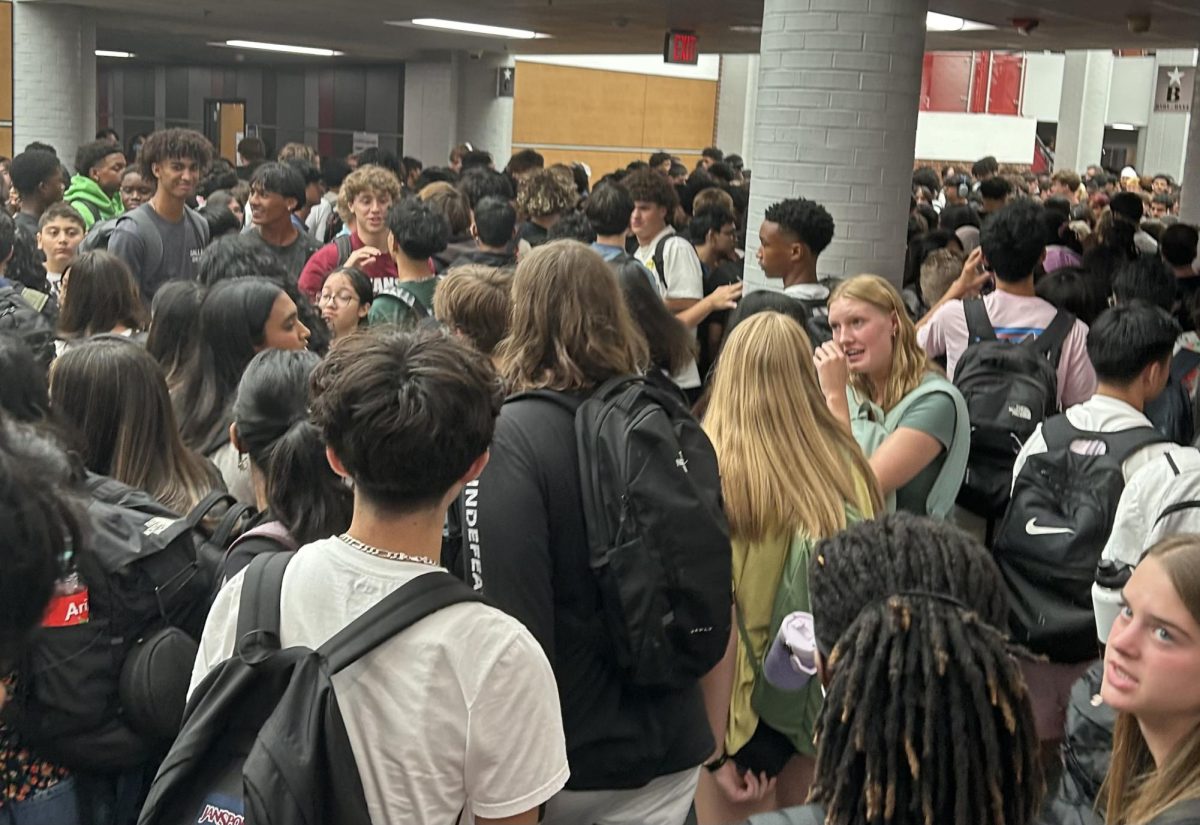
[[0, 777, 81, 825]]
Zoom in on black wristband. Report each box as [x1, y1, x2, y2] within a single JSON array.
[[704, 753, 728, 773]]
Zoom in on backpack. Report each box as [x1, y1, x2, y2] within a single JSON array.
[[96, 204, 209, 282], [220, 520, 301, 584], [3, 476, 228, 772], [511, 375, 732, 688], [0, 285, 55, 367], [1039, 661, 1110, 825], [137, 553, 482, 825], [1144, 349, 1200, 445], [784, 290, 837, 347], [78, 214, 122, 254], [953, 300, 1075, 520], [992, 416, 1166, 662], [370, 280, 435, 327], [333, 233, 354, 268], [323, 208, 344, 245]]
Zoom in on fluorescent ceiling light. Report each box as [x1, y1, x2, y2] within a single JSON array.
[[222, 40, 343, 56], [96, 50, 135, 58], [1111, 122, 1137, 131], [926, 11, 995, 32], [729, 25, 762, 34], [399, 18, 547, 39]]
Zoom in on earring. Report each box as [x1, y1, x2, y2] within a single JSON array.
[[238, 453, 248, 470]]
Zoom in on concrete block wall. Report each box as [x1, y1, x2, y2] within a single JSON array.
[[744, 0, 930, 288], [13, 1, 95, 164]]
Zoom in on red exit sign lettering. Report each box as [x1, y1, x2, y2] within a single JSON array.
[[664, 31, 698, 65]]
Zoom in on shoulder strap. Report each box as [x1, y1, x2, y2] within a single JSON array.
[[334, 234, 354, 268], [235, 551, 293, 651], [376, 281, 430, 319], [1028, 310, 1076, 366], [1043, 416, 1166, 465], [229, 520, 300, 553], [184, 491, 238, 531], [320, 571, 484, 673], [207, 500, 257, 548], [651, 235, 670, 291], [122, 205, 165, 276], [1172, 349, 1200, 382], [963, 298, 996, 343], [1154, 499, 1200, 526], [185, 206, 210, 247]]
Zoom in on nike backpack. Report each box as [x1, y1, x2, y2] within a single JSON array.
[[953, 299, 1075, 521], [138, 553, 482, 825], [511, 375, 733, 689], [992, 416, 1166, 663]]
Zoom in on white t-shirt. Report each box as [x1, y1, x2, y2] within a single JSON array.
[[1104, 446, 1200, 568], [191, 537, 570, 824], [636, 226, 703, 389], [1011, 394, 1175, 491]]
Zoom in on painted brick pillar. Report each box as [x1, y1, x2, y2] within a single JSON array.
[[744, 0, 929, 289]]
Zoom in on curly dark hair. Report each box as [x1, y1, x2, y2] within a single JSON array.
[[74, 140, 124, 177], [623, 168, 680, 213], [764, 198, 835, 256], [387, 198, 449, 261], [138, 128, 214, 182]]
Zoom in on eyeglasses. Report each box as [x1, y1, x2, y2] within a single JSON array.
[[318, 291, 359, 307]]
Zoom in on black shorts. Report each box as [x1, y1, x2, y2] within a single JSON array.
[[731, 719, 797, 778]]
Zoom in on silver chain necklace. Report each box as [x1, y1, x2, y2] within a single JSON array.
[[338, 533, 438, 567]]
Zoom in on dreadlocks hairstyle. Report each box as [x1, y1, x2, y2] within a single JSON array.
[[808, 513, 1043, 825]]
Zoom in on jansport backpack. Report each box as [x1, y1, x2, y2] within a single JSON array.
[[512, 375, 732, 688], [1144, 349, 1200, 445], [137, 553, 482, 825], [992, 416, 1166, 663], [3, 476, 228, 772], [954, 299, 1075, 520]]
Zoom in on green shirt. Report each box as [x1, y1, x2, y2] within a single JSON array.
[[367, 277, 438, 329]]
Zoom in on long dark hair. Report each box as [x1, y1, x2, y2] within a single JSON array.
[[232, 349, 352, 544], [58, 250, 148, 339], [51, 336, 216, 514], [174, 277, 284, 453], [146, 280, 205, 390], [612, 261, 693, 375]]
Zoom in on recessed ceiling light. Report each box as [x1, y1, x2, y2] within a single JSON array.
[[926, 11, 995, 32], [729, 25, 762, 34], [392, 18, 548, 39], [95, 50, 135, 58], [1111, 122, 1137, 131], [221, 40, 343, 56]]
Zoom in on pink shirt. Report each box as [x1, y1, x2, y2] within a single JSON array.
[[917, 289, 1097, 409]]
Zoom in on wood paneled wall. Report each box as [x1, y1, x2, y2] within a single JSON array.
[[0, 1, 11, 158], [512, 61, 716, 182]]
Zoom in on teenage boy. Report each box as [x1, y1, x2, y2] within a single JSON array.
[[756, 197, 836, 303], [64, 139, 127, 230], [454, 196, 517, 270], [918, 199, 1097, 408], [298, 164, 401, 299], [191, 328, 569, 824], [10, 150, 65, 240], [107, 128, 212, 300], [624, 169, 741, 394], [36, 203, 85, 298], [248, 161, 322, 281]]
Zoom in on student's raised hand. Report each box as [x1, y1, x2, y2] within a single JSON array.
[[706, 282, 743, 312], [813, 340, 850, 396], [948, 247, 991, 300], [345, 245, 383, 269]]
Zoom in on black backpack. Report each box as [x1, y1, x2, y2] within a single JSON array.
[[1144, 349, 1200, 445], [992, 417, 1166, 663], [512, 375, 732, 688], [3, 476, 228, 772], [0, 285, 55, 367], [953, 300, 1075, 520], [137, 553, 482, 825]]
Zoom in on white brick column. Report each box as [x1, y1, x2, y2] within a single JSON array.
[[1179, 62, 1200, 225], [743, 0, 929, 289], [1054, 50, 1113, 174], [13, 1, 95, 163]]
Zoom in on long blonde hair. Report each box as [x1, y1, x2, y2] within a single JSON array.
[[497, 240, 649, 392], [703, 312, 881, 543], [830, 274, 932, 412], [1104, 535, 1200, 825]]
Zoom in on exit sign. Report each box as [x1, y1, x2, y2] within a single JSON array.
[[664, 30, 698, 65]]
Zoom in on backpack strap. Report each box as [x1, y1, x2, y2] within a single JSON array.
[[375, 281, 431, 320], [185, 206, 211, 249], [651, 235, 671, 292], [1172, 349, 1200, 382], [184, 491, 238, 531], [334, 234, 354, 268], [319, 571, 484, 673], [1154, 499, 1200, 526], [1041, 416, 1166, 467], [963, 298, 996, 343], [235, 551, 293, 654], [121, 205, 166, 278], [1028, 310, 1076, 367]]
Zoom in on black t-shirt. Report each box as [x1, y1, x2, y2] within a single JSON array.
[[1176, 274, 1200, 332], [459, 395, 713, 790]]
